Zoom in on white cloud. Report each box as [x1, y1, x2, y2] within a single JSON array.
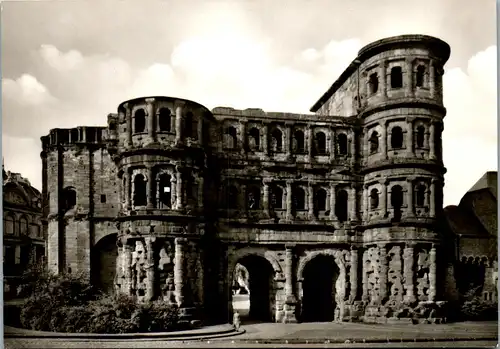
[[2, 135, 42, 190], [40, 44, 84, 71], [2, 74, 56, 106]]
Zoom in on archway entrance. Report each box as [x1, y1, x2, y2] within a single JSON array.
[[91, 234, 118, 294], [231, 255, 275, 322], [301, 255, 339, 322]]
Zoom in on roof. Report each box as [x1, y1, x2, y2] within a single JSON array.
[[467, 171, 497, 199], [443, 205, 490, 237]]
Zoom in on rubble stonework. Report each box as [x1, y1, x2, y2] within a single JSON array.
[[41, 35, 476, 324]]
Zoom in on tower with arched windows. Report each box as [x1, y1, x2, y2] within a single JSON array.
[[41, 35, 473, 326]]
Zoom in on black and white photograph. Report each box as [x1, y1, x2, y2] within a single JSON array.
[[2, 0, 498, 348]]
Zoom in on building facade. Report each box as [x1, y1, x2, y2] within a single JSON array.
[[42, 35, 455, 324], [3, 167, 45, 298]]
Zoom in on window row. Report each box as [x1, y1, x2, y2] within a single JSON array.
[[3, 214, 42, 238], [224, 184, 350, 222], [223, 126, 349, 156], [131, 108, 197, 138]]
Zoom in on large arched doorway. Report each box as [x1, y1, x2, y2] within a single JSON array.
[[301, 255, 339, 322], [231, 255, 275, 322], [91, 234, 118, 294]]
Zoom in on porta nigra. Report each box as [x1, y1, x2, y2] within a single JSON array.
[[42, 35, 465, 325]]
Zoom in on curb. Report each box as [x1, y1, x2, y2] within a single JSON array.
[[4, 325, 245, 340], [220, 336, 499, 344]]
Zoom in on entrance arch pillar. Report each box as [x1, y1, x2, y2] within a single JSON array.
[[283, 244, 298, 323]]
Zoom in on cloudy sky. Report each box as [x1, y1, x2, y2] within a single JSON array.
[[2, 0, 497, 206]]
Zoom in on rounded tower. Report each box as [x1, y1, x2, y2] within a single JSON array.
[[357, 35, 450, 321], [108, 96, 214, 323]]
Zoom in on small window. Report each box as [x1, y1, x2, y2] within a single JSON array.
[[133, 174, 147, 206], [185, 111, 194, 138], [159, 174, 172, 209], [293, 130, 305, 153], [368, 72, 379, 95], [159, 108, 171, 132], [416, 185, 426, 207], [315, 132, 327, 155], [100, 194, 107, 203], [247, 186, 261, 210], [391, 126, 404, 149], [391, 66, 403, 89], [315, 188, 327, 211], [271, 129, 283, 152], [19, 216, 28, 235], [63, 187, 77, 211], [370, 188, 379, 209], [369, 131, 379, 154], [337, 133, 348, 156], [248, 128, 260, 151], [335, 189, 348, 222], [416, 126, 425, 148], [134, 109, 146, 133], [271, 186, 283, 209], [4, 215, 14, 235], [224, 127, 238, 149], [391, 185, 403, 222], [292, 187, 305, 210], [416, 65, 426, 88], [227, 186, 238, 209]]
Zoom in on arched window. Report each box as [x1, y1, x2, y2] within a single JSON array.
[[369, 131, 379, 154], [315, 188, 327, 211], [390, 185, 403, 222], [247, 186, 261, 210], [158, 108, 171, 132], [391, 66, 403, 89], [416, 184, 426, 207], [19, 216, 28, 235], [63, 187, 77, 211], [4, 215, 14, 235], [337, 133, 348, 155], [293, 130, 305, 153], [315, 132, 327, 155], [416, 126, 425, 148], [293, 187, 306, 210], [248, 128, 260, 151], [224, 126, 238, 149], [227, 186, 238, 209], [271, 186, 283, 209], [271, 128, 283, 152], [335, 189, 348, 222], [185, 111, 194, 138], [158, 173, 172, 209], [416, 65, 426, 88], [133, 174, 147, 207], [368, 72, 379, 95], [391, 126, 404, 149], [370, 188, 379, 209], [134, 109, 146, 133], [435, 127, 442, 159]]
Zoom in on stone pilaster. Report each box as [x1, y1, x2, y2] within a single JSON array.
[[350, 247, 358, 303], [429, 122, 436, 159], [380, 60, 387, 98], [170, 174, 177, 208], [362, 249, 369, 302], [307, 183, 315, 219], [176, 167, 183, 210], [429, 60, 436, 99], [175, 105, 183, 145], [174, 237, 186, 307], [381, 121, 388, 158], [378, 244, 387, 304], [146, 166, 154, 209], [406, 58, 414, 96], [329, 183, 336, 220], [430, 179, 437, 217], [262, 123, 269, 156], [263, 178, 271, 217], [197, 118, 204, 144], [406, 117, 414, 156], [123, 243, 133, 295], [285, 122, 293, 160], [124, 170, 131, 210], [349, 131, 356, 165], [380, 179, 388, 218], [124, 103, 132, 147], [239, 120, 247, 153], [146, 98, 156, 143], [145, 236, 156, 301], [403, 243, 416, 304], [363, 184, 369, 221], [286, 180, 293, 221], [329, 128, 336, 163], [429, 244, 437, 301], [348, 184, 357, 222], [306, 126, 313, 161], [406, 177, 415, 218], [197, 175, 204, 209], [283, 244, 297, 323]]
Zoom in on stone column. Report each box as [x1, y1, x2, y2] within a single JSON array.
[[430, 179, 437, 217], [349, 131, 356, 164], [285, 122, 293, 160], [406, 58, 414, 96], [283, 244, 297, 322], [329, 183, 336, 220], [403, 242, 416, 304], [406, 117, 414, 156], [363, 184, 369, 221], [175, 105, 183, 145], [350, 247, 358, 303], [124, 103, 132, 147], [308, 183, 315, 219], [145, 237, 156, 301], [306, 126, 313, 161], [378, 244, 387, 304], [241, 183, 247, 214], [380, 179, 388, 218], [174, 238, 187, 307], [197, 118, 204, 144], [380, 60, 387, 98], [262, 123, 269, 156], [362, 249, 369, 302], [406, 177, 415, 218], [197, 175, 204, 209], [429, 122, 436, 159], [239, 120, 247, 153], [263, 179, 270, 217], [381, 122, 388, 158], [146, 98, 156, 143], [176, 168, 183, 210], [429, 60, 436, 99], [348, 184, 357, 222], [170, 174, 177, 208], [124, 171, 131, 210], [286, 180, 293, 221], [147, 166, 155, 209], [429, 244, 437, 301], [123, 243, 133, 295]]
